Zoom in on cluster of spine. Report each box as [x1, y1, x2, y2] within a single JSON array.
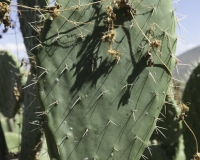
[[0, 1, 11, 27], [17, 1, 47, 159], [6, 0, 200, 160], [143, 94, 185, 160], [0, 49, 27, 159], [182, 63, 200, 160], [0, 50, 27, 118], [32, 0, 177, 159]]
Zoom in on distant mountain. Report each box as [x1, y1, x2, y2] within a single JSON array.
[[173, 45, 200, 83]]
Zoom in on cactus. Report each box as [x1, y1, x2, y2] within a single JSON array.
[[142, 95, 185, 160], [33, 0, 177, 159], [0, 112, 23, 159], [0, 50, 27, 118], [17, 1, 47, 159], [20, 72, 44, 160], [182, 63, 200, 160]]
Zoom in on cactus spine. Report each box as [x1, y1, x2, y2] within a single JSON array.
[[17, 1, 47, 159], [34, 0, 177, 159], [0, 50, 27, 118], [182, 63, 200, 160]]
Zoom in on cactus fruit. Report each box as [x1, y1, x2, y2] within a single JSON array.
[[33, 0, 177, 159], [0, 50, 27, 118], [182, 63, 200, 160]]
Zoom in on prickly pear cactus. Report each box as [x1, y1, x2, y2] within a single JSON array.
[[17, 1, 47, 159], [142, 95, 185, 160], [0, 50, 27, 118], [20, 69, 44, 160], [182, 63, 200, 160], [35, 0, 177, 159]]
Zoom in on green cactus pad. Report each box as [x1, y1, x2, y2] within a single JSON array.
[[17, 1, 48, 159], [182, 63, 200, 159], [35, 0, 177, 159], [0, 50, 27, 118], [5, 132, 21, 153], [20, 76, 44, 160], [143, 95, 185, 160]]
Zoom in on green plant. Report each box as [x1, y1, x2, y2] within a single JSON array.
[[182, 63, 200, 160], [17, 1, 47, 159], [143, 94, 185, 160], [0, 50, 27, 118], [32, 0, 177, 159]]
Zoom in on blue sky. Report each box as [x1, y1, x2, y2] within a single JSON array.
[[0, 0, 200, 61], [174, 0, 200, 55]]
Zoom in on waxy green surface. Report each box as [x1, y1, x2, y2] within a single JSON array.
[[36, 0, 177, 159]]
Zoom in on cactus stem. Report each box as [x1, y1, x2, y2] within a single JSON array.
[[71, 96, 81, 109], [106, 120, 117, 126], [59, 64, 69, 75], [96, 90, 109, 100]]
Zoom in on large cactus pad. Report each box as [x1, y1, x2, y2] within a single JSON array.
[[36, 0, 177, 159], [0, 50, 27, 118]]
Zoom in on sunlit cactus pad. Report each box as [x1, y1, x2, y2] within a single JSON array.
[[35, 0, 177, 159]]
